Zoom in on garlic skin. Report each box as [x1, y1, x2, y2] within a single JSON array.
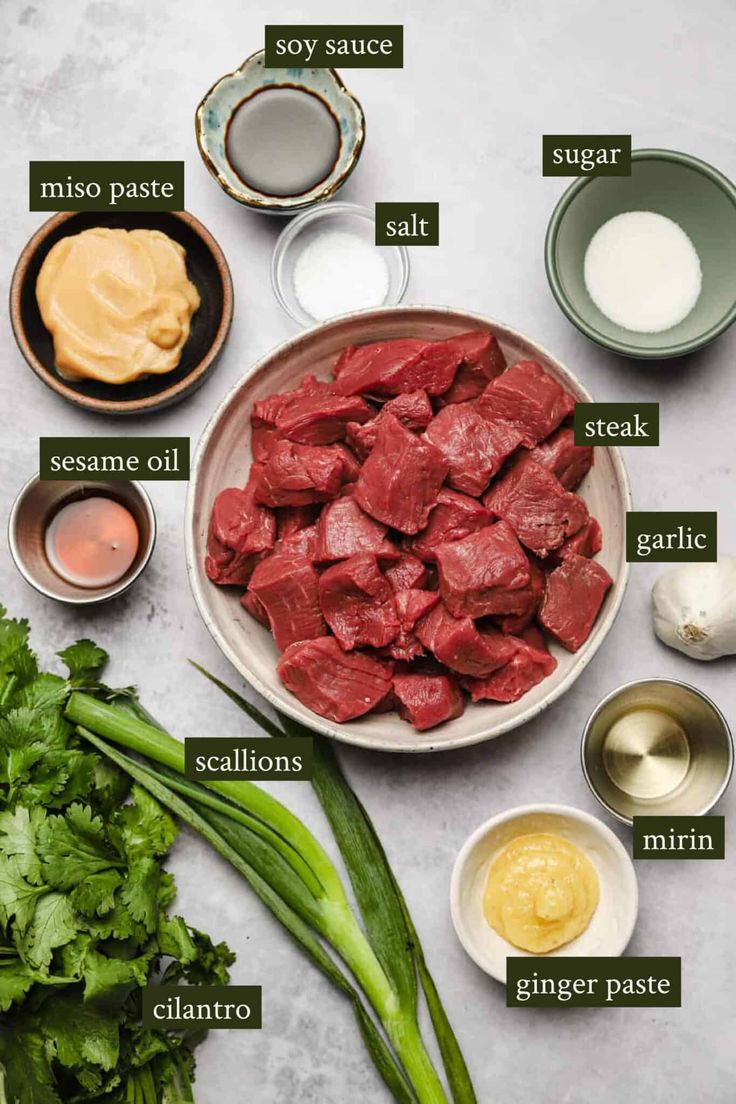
[[652, 557, 736, 661]]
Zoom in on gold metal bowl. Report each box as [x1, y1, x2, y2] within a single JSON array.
[[582, 678, 733, 824]]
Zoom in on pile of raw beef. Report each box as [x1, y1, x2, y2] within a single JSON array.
[[206, 331, 613, 732]]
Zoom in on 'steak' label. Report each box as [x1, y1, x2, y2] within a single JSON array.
[[633, 816, 725, 859], [626, 511, 717, 562], [573, 402, 659, 446], [542, 135, 632, 176], [264, 25, 403, 67], [40, 438, 190, 481], [506, 957, 681, 1007], [29, 161, 184, 211], [184, 738, 313, 781], [375, 203, 439, 245], [142, 986, 262, 1029]]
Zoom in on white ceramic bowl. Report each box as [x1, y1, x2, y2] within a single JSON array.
[[185, 305, 631, 753], [450, 804, 639, 983]]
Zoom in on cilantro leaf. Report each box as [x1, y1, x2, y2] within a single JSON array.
[[57, 640, 109, 683], [38, 803, 124, 890], [120, 855, 160, 933], [15, 891, 77, 969], [40, 989, 120, 1072], [0, 1022, 60, 1104], [0, 959, 35, 1011], [0, 806, 45, 884], [114, 785, 178, 860], [0, 855, 48, 933], [70, 869, 123, 918]]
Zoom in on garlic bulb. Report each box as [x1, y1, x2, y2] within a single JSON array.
[[651, 557, 736, 660]]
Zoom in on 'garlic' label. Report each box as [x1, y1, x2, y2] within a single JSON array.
[[626, 512, 717, 562]]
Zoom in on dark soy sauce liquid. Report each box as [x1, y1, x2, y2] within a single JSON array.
[[225, 86, 341, 197]]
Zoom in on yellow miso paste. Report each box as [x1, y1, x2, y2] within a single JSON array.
[[36, 227, 200, 385], [483, 833, 599, 953]]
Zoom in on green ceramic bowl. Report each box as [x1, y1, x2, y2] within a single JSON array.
[[545, 149, 736, 358]]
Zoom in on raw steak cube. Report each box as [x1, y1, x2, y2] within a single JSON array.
[[528, 427, 593, 490], [395, 589, 440, 630], [384, 552, 428, 591], [255, 441, 345, 507], [209, 475, 276, 556], [276, 504, 319, 538], [551, 517, 603, 564], [333, 338, 427, 394], [276, 391, 373, 446], [334, 337, 463, 397], [405, 489, 490, 562], [384, 589, 441, 661], [347, 390, 433, 459], [334, 444, 361, 483], [484, 458, 588, 557], [275, 523, 319, 560], [241, 589, 269, 626], [539, 552, 613, 652], [439, 332, 507, 405], [355, 413, 448, 534], [435, 520, 530, 618], [493, 556, 546, 634], [249, 553, 326, 651], [252, 374, 330, 427], [415, 600, 516, 677], [424, 403, 523, 496], [251, 424, 281, 462], [319, 553, 399, 650], [477, 361, 575, 447], [278, 637, 394, 723], [393, 671, 465, 731], [205, 532, 263, 586], [464, 635, 557, 703], [315, 496, 396, 563]]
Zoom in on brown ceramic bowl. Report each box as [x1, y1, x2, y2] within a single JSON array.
[[9, 210, 233, 415], [8, 474, 156, 605]]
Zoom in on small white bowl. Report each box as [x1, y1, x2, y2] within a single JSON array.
[[450, 804, 638, 983], [271, 202, 409, 326]]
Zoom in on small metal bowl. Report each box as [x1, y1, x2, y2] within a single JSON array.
[[582, 678, 733, 824], [8, 475, 156, 606]]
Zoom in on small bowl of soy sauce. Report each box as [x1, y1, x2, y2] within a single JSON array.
[[195, 49, 365, 214]]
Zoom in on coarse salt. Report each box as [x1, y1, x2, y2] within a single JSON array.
[[583, 211, 702, 333], [293, 230, 390, 321]]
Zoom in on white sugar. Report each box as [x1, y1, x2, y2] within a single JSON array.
[[583, 211, 702, 333], [294, 230, 389, 321]]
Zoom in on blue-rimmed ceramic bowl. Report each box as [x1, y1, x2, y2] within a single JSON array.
[[195, 49, 365, 214]]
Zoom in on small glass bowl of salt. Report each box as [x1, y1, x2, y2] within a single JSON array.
[[271, 202, 410, 326]]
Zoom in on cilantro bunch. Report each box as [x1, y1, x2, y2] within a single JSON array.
[[0, 610, 234, 1104]]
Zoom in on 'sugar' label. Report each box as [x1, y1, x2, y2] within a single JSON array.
[[573, 402, 659, 446], [264, 25, 403, 67], [626, 511, 717, 562], [506, 957, 681, 1007], [542, 135, 631, 176]]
